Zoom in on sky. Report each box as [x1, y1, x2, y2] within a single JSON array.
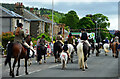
[[0, 0, 119, 30]]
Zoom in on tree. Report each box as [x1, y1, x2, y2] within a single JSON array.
[[77, 17, 95, 32], [92, 13, 110, 39], [60, 10, 79, 29]]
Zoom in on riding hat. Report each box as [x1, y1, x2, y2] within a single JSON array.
[[17, 23, 23, 27]]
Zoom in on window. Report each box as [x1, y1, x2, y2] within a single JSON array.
[[17, 20, 19, 26]]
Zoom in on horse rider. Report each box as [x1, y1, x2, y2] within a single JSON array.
[[14, 23, 31, 58], [56, 32, 64, 45], [80, 28, 91, 47], [67, 32, 73, 45], [104, 37, 109, 44]]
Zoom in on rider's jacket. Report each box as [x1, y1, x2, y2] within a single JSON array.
[[14, 28, 25, 43], [81, 33, 87, 40], [67, 37, 73, 44], [39, 38, 45, 46], [96, 37, 100, 43], [105, 39, 109, 43], [57, 35, 62, 40]]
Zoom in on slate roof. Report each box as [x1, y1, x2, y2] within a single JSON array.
[[0, 6, 22, 18]]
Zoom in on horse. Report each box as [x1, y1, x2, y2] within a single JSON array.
[[4, 42, 29, 78], [37, 44, 47, 64], [103, 43, 110, 56], [60, 51, 68, 70], [67, 44, 75, 63], [53, 41, 63, 63], [25, 35, 35, 66], [111, 41, 119, 58], [77, 41, 90, 71]]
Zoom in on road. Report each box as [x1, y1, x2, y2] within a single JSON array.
[[1, 49, 119, 78]]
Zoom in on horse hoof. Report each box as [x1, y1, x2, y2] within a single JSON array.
[[105, 54, 107, 56], [85, 67, 88, 69], [28, 63, 31, 66], [39, 61, 42, 64], [44, 61, 46, 63], [113, 55, 114, 57], [26, 72, 29, 75], [12, 73, 15, 78], [9, 72, 12, 76], [71, 60, 73, 63], [82, 69, 85, 71], [16, 73, 19, 76], [55, 60, 57, 63]]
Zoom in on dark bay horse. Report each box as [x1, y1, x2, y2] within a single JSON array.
[[37, 45, 47, 64], [54, 41, 63, 63], [4, 42, 29, 78]]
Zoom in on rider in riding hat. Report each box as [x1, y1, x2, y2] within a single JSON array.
[[14, 23, 31, 58], [104, 37, 109, 44], [67, 32, 73, 45], [56, 32, 64, 45], [80, 28, 91, 47]]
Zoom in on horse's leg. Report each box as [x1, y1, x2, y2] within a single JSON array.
[[12, 58, 18, 77], [70, 52, 74, 63], [82, 55, 85, 71], [79, 59, 82, 69], [85, 61, 88, 69], [8, 59, 12, 76], [44, 54, 46, 63], [57, 51, 61, 63], [54, 51, 57, 63], [16, 58, 20, 76], [28, 58, 32, 66], [88, 47, 90, 57], [25, 57, 28, 75]]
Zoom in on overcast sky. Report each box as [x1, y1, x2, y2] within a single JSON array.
[[0, 0, 119, 30]]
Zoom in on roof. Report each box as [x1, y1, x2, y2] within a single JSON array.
[[0, 6, 22, 18], [23, 9, 43, 21]]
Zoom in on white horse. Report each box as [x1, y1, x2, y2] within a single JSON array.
[[77, 42, 89, 71], [67, 44, 75, 63], [103, 43, 110, 56], [60, 51, 68, 69]]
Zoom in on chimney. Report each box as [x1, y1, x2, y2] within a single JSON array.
[[15, 2, 24, 16], [30, 8, 35, 14]]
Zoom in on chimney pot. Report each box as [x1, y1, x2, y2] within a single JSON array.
[[21, 3, 23, 6], [30, 8, 34, 11]]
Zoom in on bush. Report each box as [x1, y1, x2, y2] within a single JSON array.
[[2, 32, 14, 49], [37, 33, 51, 42], [31, 37, 37, 46]]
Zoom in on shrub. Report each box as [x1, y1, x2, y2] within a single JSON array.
[[2, 32, 14, 49], [37, 33, 51, 42]]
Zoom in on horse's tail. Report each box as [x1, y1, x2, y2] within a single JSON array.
[[77, 43, 83, 56], [5, 43, 13, 66]]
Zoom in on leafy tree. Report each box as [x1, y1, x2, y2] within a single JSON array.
[[92, 14, 110, 39], [60, 10, 79, 29], [77, 17, 95, 32]]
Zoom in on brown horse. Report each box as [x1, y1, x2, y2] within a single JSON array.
[[4, 42, 29, 78], [111, 42, 119, 58]]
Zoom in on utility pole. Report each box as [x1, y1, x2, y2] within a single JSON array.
[[52, 0, 54, 41]]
